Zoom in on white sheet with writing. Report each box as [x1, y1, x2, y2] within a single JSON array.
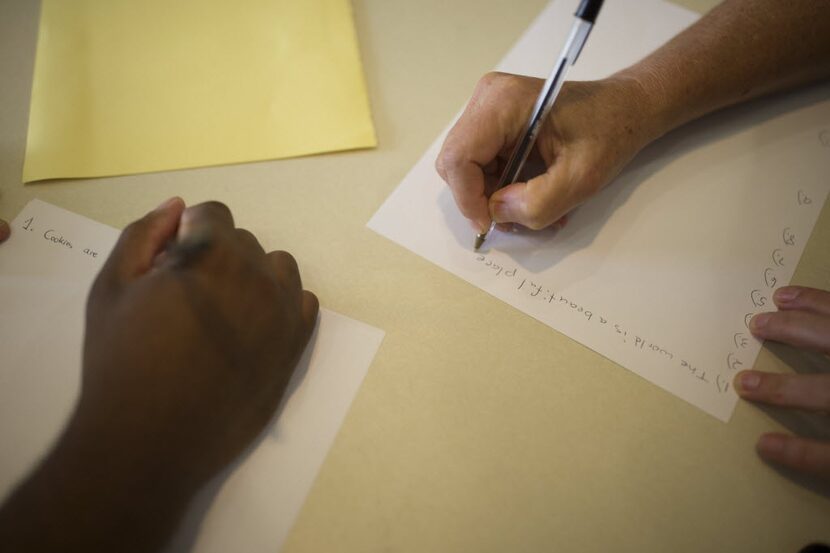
[[0, 199, 384, 552], [368, 0, 830, 421]]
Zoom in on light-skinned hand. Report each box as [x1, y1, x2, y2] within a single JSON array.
[[435, 72, 661, 233], [735, 286, 830, 480]]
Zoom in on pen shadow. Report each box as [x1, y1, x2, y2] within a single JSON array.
[[439, 79, 830, 275], [160, 319, 320, 553], [749, 340, 830, 500]]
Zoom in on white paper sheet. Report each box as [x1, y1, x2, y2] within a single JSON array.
[[368, 0, 830, 421], [0, 199, 385, 552]]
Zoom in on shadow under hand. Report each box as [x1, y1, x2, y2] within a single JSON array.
[[762, 457, 830, 501], [766, 340, 830, 376]]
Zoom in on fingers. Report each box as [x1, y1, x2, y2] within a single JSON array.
[[773, 286, 830, 317], [490, 155, 591, 230], [436, 72, 542, 233], [440, 156, 491, 232], [756, 433, 830, 480], [104, 197, 186, 283], [267, 250, 319, 340], [267, 250, 302, 293], [301, 290, 320, 336], [734, 370, 830, 411], [0, 219, 9, 244], [177, 201, 235, 243], [235, 228, 265, 256], [750, 309, 830, 353]]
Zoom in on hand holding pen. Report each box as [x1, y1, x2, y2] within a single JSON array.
[[436, 0, 658, 247], [436, 0, 606, 249]]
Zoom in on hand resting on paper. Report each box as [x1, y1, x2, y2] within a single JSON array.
[[735, 286, 830, 481], [0, 198, 318, 553], [437, 0, 830, 233]]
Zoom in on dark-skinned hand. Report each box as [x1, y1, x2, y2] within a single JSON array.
[[0, 198, 318, 553]]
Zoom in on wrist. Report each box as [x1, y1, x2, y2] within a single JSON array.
[[59, 405, 202, 502], [602, 70, 679, 146], [0, 409, 200, 552]]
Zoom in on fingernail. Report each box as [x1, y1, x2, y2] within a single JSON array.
[[750, 312, 771, 332], [469, 219, 489, 234], [154, 197, 181, 213], [737, 371, 761, 392], [773, 287, 799, 303], [757, 433, 786, 456]]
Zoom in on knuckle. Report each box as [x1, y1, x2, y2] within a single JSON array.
[[762, 311, 790, 336], [271, 250, 300, 275], [120, 218, 146, 242], [478, 71, 504, 89], [235, 228, 262, 249], [199, 200, 232, 215], [189, 201, 233, 224], [474, 72, 524, 105], [794, 286, 830, 311], [235, 227, 255, 240], [522, 201, 551, 231], [305, 290, 320, 311], [579, 167, 605, 197], [434, 156, 447, 180], [438, 145, 464, 174]]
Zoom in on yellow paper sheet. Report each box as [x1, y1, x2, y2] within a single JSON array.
[[23, 0, 377, 182]]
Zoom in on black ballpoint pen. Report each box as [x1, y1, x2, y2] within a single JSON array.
[[474, 0, 605, 250]]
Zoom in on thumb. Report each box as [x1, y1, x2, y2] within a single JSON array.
[[489, 159, 582, 230], [103, 197, 186, 284]]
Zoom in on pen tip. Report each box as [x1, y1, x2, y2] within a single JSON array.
[[474, 233, 486, 251]]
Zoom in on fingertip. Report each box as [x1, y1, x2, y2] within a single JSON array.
[[301, 290, 320, 334], [0, 219, 10, 244], [773, 286, 800, 306], [748, 312, 772, 337], [107, 197, 188, 282], [154, 196, 186, 214], [733, 370, 761, 396], [756, 432, 788, 460], [468, 217, 491, 234]]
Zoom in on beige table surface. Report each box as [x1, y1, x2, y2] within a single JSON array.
[[2, 1, 830, 551]]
